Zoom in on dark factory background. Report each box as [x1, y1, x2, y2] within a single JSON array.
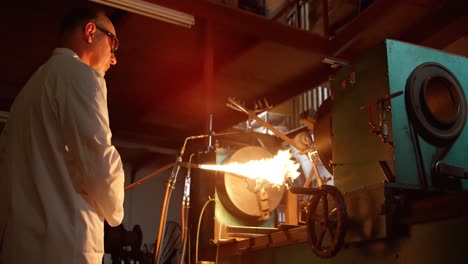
[[1, 0, 468, 263]]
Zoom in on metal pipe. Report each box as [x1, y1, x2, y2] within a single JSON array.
[[322, 0, 330, 38], [124, 162, 175, 191], [124, 162, 201, 192], [226, 98, 301, 151], [155, 157, 182, 264], [286, 178, 319, 195], [208, 114, 214, 152], [180, 131, 240, 157]]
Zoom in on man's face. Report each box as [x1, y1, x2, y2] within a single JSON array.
[[89, 16, 118, 76]]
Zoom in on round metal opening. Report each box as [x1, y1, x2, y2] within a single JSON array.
[[405, 62, 466, 145], [423, 76, 460, 127]]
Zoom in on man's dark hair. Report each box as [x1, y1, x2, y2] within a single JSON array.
[[58, 7, 103, 38]]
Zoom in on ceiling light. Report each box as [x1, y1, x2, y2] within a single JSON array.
[[322, 57, 348, 68], [90, 0, 195, 28]]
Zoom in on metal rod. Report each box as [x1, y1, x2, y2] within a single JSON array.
[[180, 131, 241, 157], [287, 178, 320, 195], [208, 114, 214, 151], [124, 162, 176, 191], [124, 162, 201, 192], [313, 156, 324, 187], [227, 98, 301, 151]]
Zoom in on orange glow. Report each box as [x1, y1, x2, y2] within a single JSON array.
[[199, 150, 300, 185]]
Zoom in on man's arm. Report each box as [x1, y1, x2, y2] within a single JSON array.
[[61, 68, 124, 226]]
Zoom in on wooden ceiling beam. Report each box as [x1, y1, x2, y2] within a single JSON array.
[[329, 0, 403, 57], [152, 0, 331, 55], [420, 14, 468, 50], [328, 0, 467, 61], [399, 2, 468, 50]]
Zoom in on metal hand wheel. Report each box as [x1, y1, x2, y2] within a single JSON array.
[[306, 185, 347, 258]]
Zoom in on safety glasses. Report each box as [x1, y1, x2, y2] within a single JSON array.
[[95, 24, 119, 53]]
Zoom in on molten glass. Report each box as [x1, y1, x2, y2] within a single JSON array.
[[199, 150, 300, 185]]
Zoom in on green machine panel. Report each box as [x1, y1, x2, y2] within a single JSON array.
[[330, 41, 396, 192], [330, 39, 468, 192], [387, 40, 468, 189]]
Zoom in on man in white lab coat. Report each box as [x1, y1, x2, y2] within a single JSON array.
[[0, 6, 125, 264]]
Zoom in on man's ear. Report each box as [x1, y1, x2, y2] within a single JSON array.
[[83, 22, 96, 43]]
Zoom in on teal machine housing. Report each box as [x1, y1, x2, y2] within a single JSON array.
[[327, 39, 468, 247], [388, 40, 468, 190], [214, 40, 468, 264], [332, 39, 468, 193]]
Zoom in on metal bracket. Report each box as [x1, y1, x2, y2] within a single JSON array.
[[257, 187, 271, 221]]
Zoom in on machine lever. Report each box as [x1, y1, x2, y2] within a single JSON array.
[[434, 161, 468, 179], [360, 91, 403, 144], [285, 178, 319, 195]]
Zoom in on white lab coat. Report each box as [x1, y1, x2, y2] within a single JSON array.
[[0, 48, 125, 264]]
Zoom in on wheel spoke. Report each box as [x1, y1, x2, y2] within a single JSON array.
[[322, 194, 329, 221], [328, 208, 338, 221], [326, 225, 336, 242], [316, 229, 326, 248], [309, 213, 321, 222]]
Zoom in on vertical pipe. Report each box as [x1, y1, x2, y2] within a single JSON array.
[[300, 1, 305, 29], [208, 114, 213, 151], [299, 94, 304, 117], [294, 97, 298, 127], [304, 92, 308, 112], [318, 86, 323, 107], [312, 89, 316, 112], [296, 0, 302, 28], [322, 0, 330, 38], [204, 20, 214, 138], [313, 88, 318, 111]]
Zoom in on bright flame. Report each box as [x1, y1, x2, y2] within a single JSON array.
[[199, 149, 300, 185]]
